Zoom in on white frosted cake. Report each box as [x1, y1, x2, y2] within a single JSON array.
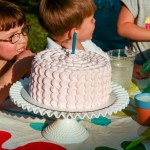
[[28, 48, 113, 112]]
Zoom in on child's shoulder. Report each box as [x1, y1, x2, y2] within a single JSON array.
[[81, 40, 108, 59]]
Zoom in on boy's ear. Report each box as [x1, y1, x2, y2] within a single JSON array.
[[69, 28, 77, 38]]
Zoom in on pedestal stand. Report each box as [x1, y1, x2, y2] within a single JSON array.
[[42, 119, 88, 144]]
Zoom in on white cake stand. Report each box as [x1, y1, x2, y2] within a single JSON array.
[[9, 78, 129, 145]]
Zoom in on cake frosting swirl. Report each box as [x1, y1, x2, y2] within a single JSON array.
[[29, 49, 113, 112]]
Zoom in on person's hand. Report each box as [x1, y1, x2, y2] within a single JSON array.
[[133, 64, 150, 79], [16, 49, 35, 61], [61, 39, 85, 50], [14, 49, 35, 76]]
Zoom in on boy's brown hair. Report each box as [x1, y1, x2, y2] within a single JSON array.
[[38, 0, 96, 38], [0, 0, 26, 31]]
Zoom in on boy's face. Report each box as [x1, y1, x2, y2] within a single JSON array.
[[0, 25, 28, 60], [76, 15, 95, 41]]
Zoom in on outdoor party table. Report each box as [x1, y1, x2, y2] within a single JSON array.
[[0, 78, 150, 150]]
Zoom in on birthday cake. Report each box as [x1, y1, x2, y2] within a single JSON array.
[[28, 48, 113, 112]]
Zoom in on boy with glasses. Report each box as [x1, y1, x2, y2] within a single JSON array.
[[0, 0, 34, 104]]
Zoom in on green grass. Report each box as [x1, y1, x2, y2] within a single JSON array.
[[26, 13, 47, 53], [11, 0, 47, 53]]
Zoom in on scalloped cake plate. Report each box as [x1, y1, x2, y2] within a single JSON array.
[[9, 78, 129, 119]]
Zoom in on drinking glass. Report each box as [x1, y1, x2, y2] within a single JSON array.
[[108, 49, 136, 90]]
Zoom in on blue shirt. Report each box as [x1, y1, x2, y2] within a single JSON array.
[[92, 0, 129, 52]]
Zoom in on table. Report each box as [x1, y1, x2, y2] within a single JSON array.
[[0, 78, 150, 150]]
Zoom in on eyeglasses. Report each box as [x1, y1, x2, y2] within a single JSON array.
[[0, 25, 30, 44]]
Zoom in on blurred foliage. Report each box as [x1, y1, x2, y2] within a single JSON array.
[[26, 13, 47, 53], [9, 0, 47, 53]]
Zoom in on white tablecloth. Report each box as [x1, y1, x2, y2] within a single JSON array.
[[0, 78, 150, 150]]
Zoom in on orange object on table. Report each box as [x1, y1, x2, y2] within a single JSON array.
[[135, 93, 150, 126], [136, 107, 150, 126]]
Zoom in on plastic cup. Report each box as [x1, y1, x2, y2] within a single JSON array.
[[135, 93, 150, 126], [108, 49, 136, 90]]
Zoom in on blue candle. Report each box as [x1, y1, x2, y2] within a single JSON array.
[[71, 32, 77, 54]]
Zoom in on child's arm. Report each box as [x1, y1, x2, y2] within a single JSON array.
[[117, 5, 150, 41], [0, 50, 34, 104], [118, 5, 150, 79]]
